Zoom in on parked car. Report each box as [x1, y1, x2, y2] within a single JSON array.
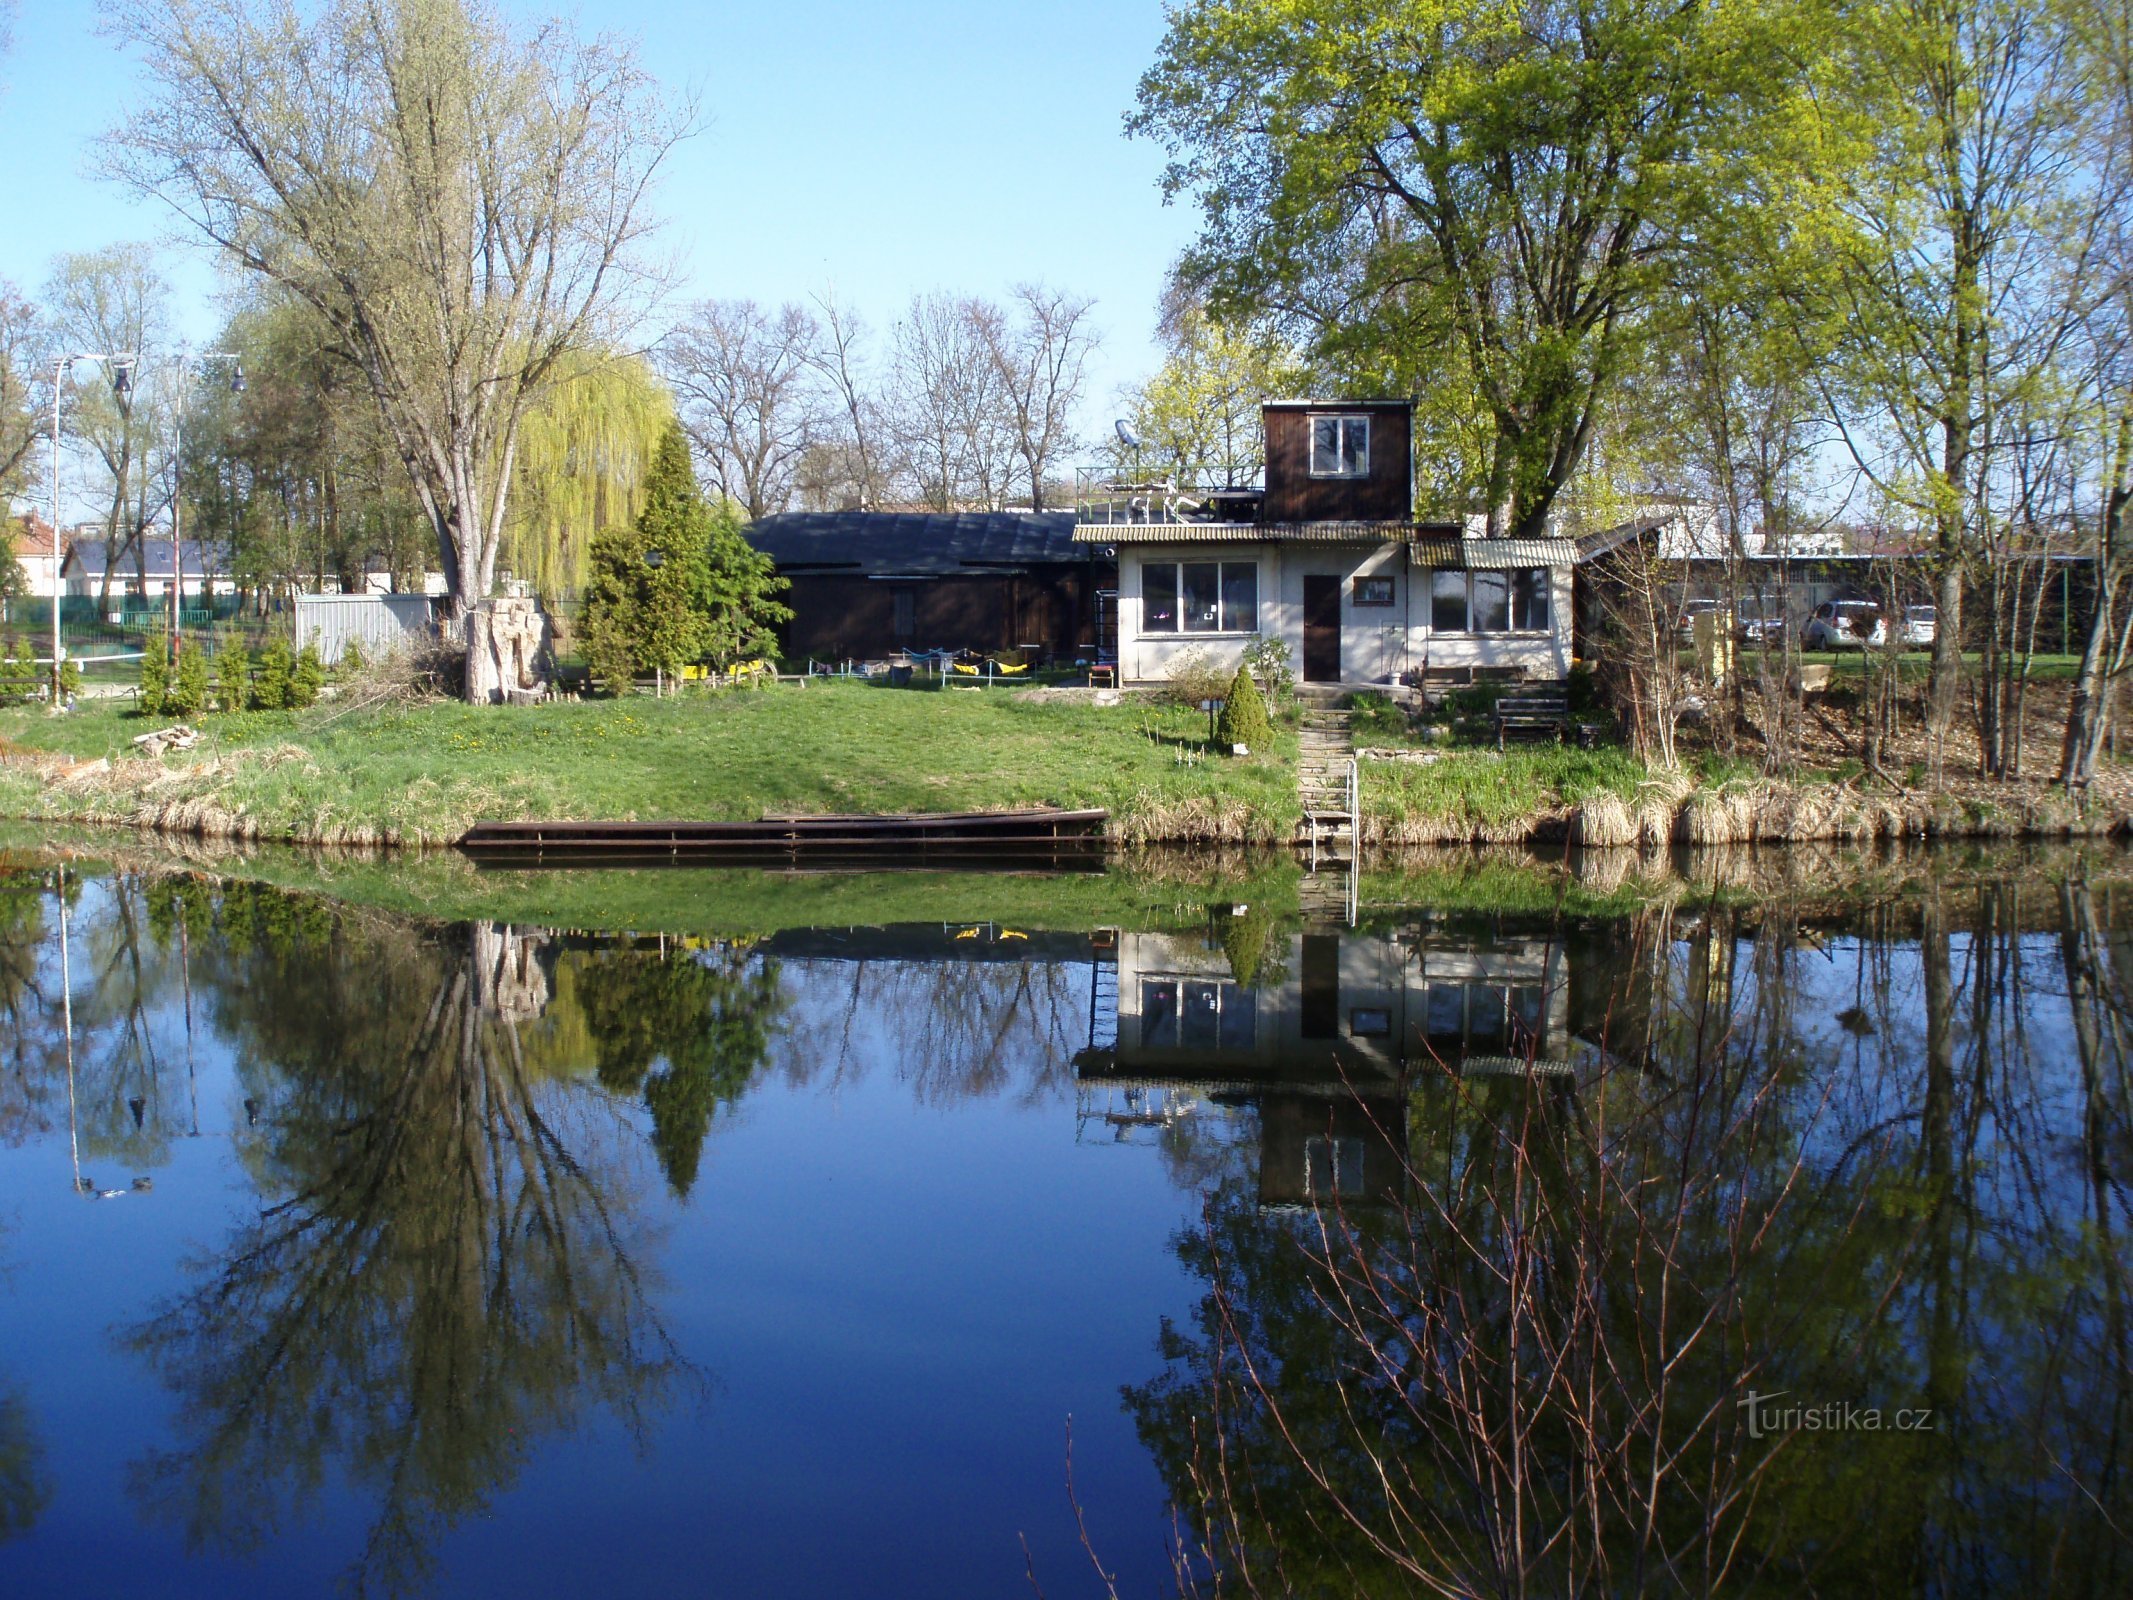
[[1675, 598, 1726, 641], [1803, 600, 1887, 650], [1901, 604, 1938, 649], [1737, 603, 1786, 646]]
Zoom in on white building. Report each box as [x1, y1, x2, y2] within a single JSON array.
[[61, 538, 236, 603], [1077, 400, 1578, 688], [8, 514, 62, 600]]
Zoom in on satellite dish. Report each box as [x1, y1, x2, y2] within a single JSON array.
[[1115, 419, 1140, 450]]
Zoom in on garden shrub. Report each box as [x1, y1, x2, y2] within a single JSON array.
[[138, 634, 170, 715], [1164, 645, 1232, 712], [1241, 633, 1295, 703], [253, 635, 296, 710], [166, 638, 212, 717], [216, 637, 251, 712], [1217, 662, 1273, 751], [291, 644, 326, 709]]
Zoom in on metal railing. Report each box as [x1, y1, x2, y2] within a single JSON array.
[[1072, 466, 1264, 526]]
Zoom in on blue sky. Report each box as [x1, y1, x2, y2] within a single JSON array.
[[0, 0, 1198, 426]]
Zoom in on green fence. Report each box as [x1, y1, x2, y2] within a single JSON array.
[[1, 596, 253, 630]]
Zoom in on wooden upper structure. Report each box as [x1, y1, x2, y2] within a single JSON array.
[[1260, 400, 1414, 524]]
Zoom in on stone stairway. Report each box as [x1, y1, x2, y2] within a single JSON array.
[[1295, 708, 1358, 860]]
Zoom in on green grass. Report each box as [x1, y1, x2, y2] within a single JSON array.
[[1361, 745, 1648, 832], [1790, 649, 2085, 682], [0, 679, 1303, 844]]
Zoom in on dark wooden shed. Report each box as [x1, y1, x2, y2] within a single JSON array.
[[1260, 400, 1414, 524], [746, 511, 1115, 663]]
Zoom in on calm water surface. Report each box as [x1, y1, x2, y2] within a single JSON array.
[[0, 852, 2128, 1596]]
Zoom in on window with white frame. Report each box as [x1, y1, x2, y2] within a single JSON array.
[[1140, 560, 1258, 634], [1427, 568, 1552, 634], [1140, 978, 1257, 1050], [1308, 415, 1370, 478], [1304, 1135, 1368, 1198]]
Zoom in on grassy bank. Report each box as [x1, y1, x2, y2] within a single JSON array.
[[9, 671, 2132, 854], [0, 681, 1301, 846]]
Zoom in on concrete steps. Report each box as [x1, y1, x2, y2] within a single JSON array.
[[1294, 707, 1358, 859]]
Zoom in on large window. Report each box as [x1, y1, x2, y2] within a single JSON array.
[[1427, 568, 1553, 634], [1140, 978, 1257, 1050], [1141, 560, 1258, 633], [1423, 983, 1548, 1051], [1309, 415, 1370, 477]]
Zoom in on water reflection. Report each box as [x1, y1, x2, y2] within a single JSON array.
[[1121, 882, 2133, 1597], [110, 891, 712, 1595], [0, 854, 2127, 1593]]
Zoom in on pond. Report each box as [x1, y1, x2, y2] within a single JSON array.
[[0, 847, 2127, 1596]]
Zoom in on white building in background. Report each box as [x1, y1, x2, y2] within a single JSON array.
[[61, 537, 237, 604], [8, 513, 63, 600]]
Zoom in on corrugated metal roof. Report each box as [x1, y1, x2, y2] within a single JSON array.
[[1073, 520, 1425, 545], [747, 511, 1089, 576], [1410, 535, 1580, 569]]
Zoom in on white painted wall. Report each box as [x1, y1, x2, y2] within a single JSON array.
[[1119, 539, 1573, 685]]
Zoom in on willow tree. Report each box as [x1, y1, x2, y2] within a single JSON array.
[[503, 352, 674, 604], [100, 0, 689, 703]]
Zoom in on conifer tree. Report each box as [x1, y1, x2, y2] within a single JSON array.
[[1217, 661, 1272, 751]]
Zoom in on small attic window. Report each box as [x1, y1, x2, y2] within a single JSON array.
[[1309, 415, 1370, 478]]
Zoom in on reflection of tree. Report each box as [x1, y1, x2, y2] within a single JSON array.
[[568, 939, 786, 1196], [120, 886, 691, 1598], [1129, 896, 2133, 1597], [0, 868, 56, 1145], [0, 1383, 46, 1544], [777, 952, 1086, 1105]]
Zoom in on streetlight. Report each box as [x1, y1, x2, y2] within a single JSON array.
[[163, 351, 245, 650], [46, 351, 136, 707]]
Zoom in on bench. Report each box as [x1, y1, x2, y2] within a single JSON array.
[[1494, 690, 1570, 749]]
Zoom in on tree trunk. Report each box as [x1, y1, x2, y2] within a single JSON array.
[[465, 596, 554, 706], [2061, 428, 2132, 788]]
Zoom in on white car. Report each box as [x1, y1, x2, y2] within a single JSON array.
[[1804, 600, 1887, 650], [1901, 604, 1938, 649]]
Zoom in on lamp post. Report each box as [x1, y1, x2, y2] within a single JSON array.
[[165, 352, 245, 650], [47, 351, 136, 707]]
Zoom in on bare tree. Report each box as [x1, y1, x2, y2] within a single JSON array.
[[99, 0, 689, 702], [0, 284, 43, 506], [42, 245, 175, 610], [980, 283, 1098, 511], [662, 298, 825, 520], [887, 292, 1015, 511], [800, 287, 888, 511], [2059, 0, 2133, 787]]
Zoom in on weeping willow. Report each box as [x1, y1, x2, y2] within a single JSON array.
[[503, 353, 675, 603]]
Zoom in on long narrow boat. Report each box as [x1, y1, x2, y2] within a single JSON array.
[[456, 808, 1110, 865]]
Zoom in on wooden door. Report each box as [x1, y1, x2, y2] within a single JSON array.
[[1303, 575, 1342, 682], [1301, 935, 1340, 1039]]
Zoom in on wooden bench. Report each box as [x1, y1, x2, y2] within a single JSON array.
[[1494, 689, 1570, 749]]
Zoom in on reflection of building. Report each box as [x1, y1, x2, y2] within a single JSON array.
[[1095, 926, 1572, 1088], [1077, 923, 1578, 1208]]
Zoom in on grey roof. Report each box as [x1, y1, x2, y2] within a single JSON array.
[[747, 512, 1090, 576], [1075, 520, 1444, 545], [62, 539, 228, 578], [1411, 534, 1581, 569]]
